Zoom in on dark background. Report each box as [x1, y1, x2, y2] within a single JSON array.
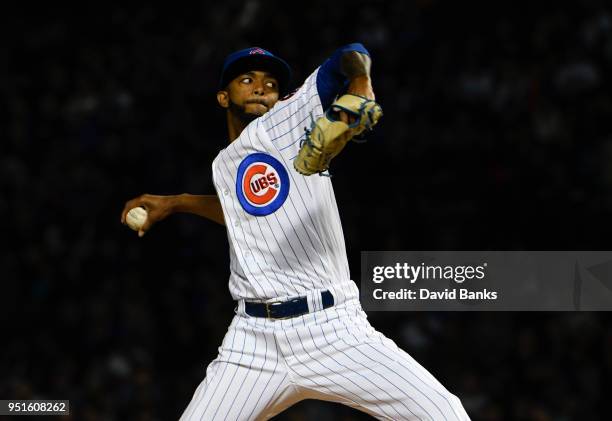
[[2, 1, 612, 420]]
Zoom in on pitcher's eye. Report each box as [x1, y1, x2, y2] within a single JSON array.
[[266, 81, 277, 89], [241, 77, 252, 84]]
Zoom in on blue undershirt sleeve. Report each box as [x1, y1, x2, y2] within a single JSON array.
[[316, 43, 370, 110]]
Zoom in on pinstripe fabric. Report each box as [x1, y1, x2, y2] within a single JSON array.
[[211, 68, 354, 303], [180, 65, 470, 420], [179, 299, 470, 420], [179, 316, 304, 421]]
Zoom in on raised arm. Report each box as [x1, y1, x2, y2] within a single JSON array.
[[293, 43, 383, 176], [121, 193, 224, 237], [315, 43, 375, 107], [341, 50, 375, 100]]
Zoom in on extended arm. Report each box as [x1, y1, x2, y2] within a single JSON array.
[[172, 194, 225, 225], [121, 193, 224, 237]]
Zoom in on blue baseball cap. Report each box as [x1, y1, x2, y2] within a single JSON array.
[[219, 47, 292, 96]]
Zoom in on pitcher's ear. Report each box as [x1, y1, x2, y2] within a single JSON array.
[[217, 90, 229, 108]]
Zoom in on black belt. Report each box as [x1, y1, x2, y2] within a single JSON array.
[[245, 290, 334, 319]]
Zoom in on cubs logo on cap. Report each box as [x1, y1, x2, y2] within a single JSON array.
[[249, 48, 267, 55], [236, 153, 290, 216]]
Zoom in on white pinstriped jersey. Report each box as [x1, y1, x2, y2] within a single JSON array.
[[212, 68, 358, 302], [181, 45, 471, 421]]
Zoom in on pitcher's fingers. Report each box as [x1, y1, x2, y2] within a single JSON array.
[[135, 208, 157, 238], [137, 217, 154, 238], [339, 110, 349, 124], [121, 202, 134, 224], [121, 206, 128, 224], [339, 111, 357, 125]]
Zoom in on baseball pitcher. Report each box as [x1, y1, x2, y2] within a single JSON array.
[[121, 43, 470, 421]]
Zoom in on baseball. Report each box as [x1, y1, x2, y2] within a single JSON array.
[[126, 207, 148, 231]]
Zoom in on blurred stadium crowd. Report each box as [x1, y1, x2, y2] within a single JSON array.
[[2, 1, 612, 420]]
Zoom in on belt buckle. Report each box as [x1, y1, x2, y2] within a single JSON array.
[[265, 300, 282, 319]]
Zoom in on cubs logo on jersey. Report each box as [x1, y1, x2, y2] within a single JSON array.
[[236, 153, 290, 216]]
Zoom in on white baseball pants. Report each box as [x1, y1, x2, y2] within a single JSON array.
[[179, 298, 470, 420]]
